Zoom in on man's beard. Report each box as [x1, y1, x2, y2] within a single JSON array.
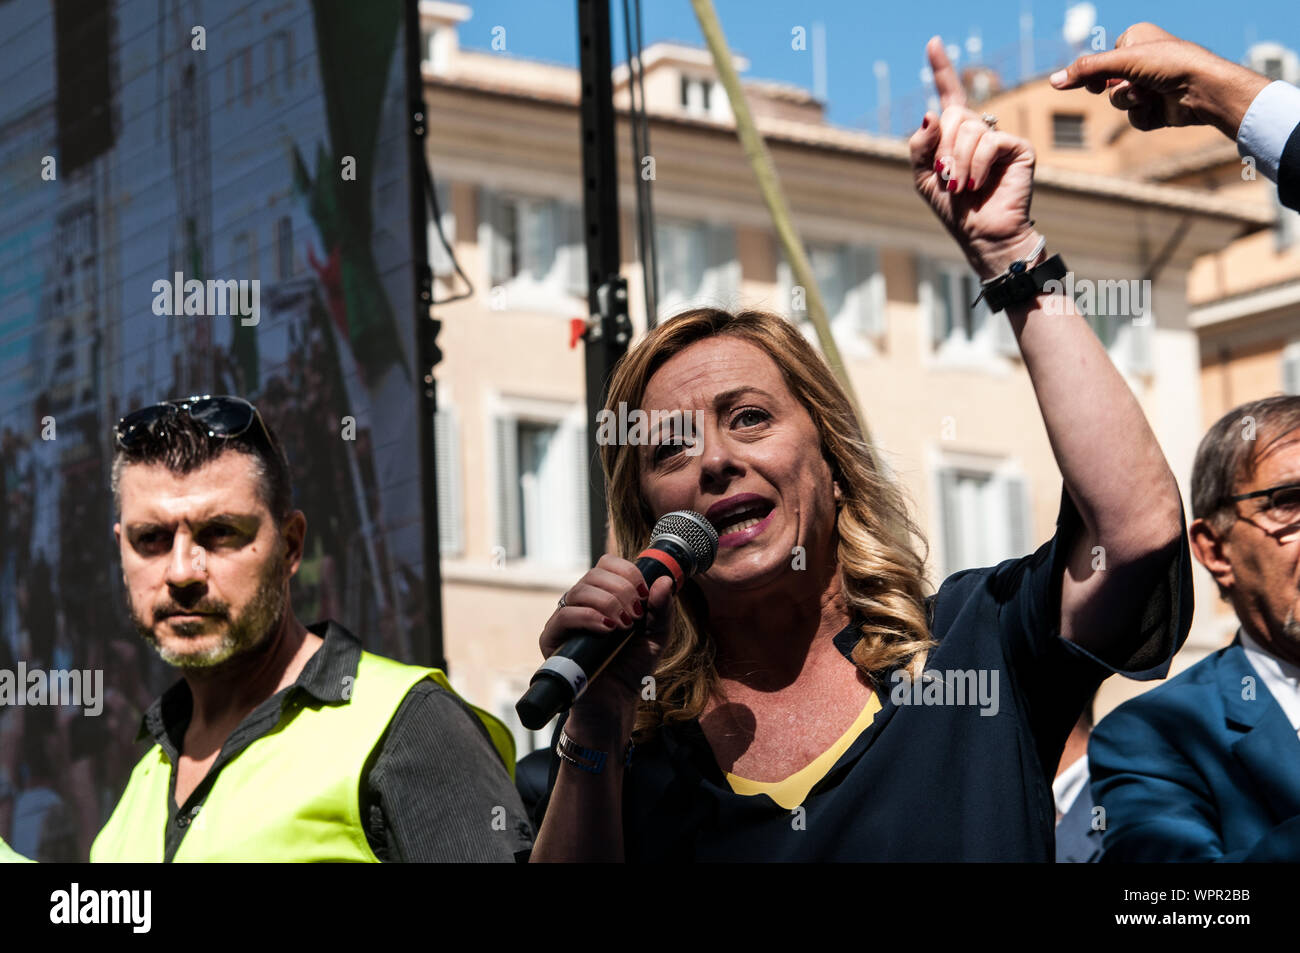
[[1284, 607, 1300, 643], [128, 546, 289, 670]]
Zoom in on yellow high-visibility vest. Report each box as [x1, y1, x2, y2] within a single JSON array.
[[90, 651, 515, 862], [0, 835, 33, 863]]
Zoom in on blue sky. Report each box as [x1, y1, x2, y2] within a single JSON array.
[[460, 0, 1299, 132]]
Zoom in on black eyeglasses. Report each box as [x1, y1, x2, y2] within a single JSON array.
[[1229, 481, 1300, 536], [114, 395, 273, 451]]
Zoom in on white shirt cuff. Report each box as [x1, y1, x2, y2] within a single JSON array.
[[1237, 80, 1300, 183]]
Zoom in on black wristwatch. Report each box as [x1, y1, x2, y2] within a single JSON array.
[[972, 238, 1068, 313]]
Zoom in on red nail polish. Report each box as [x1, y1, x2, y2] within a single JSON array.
[[637, 583, 649, 598], [632, 601, 644, 617], [946, 177, 957, 192], [968, 178, 976, 190], [934, 158, 942, 174], [603, 617, 616, 628], [620, 612, 633, 626], [922, 115, 930, 129]]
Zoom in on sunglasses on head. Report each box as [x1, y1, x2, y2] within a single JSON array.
[[114, 395, 272, 451]]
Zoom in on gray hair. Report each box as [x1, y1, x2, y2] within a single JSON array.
[[1191, 394, 1300, 534]]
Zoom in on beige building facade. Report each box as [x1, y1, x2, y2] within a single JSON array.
[[420, 2, 1288, 746]]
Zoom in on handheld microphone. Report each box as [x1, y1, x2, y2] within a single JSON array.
[[515, 510, 719, 731]]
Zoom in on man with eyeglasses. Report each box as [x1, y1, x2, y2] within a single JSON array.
[[1089, 395, 1300, 861], [88, 396, 533, 862]]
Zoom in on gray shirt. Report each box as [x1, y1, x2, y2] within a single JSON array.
[[135, 619, 533, 862]]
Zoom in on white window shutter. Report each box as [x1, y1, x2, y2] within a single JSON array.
[[1283, 344, 1300, 393], [522, 200, 556, 280], [1004, 474, 1029, 555], [917, 257, 945, 349], [848, 246, 885, 338], [433, 407, 464, 556], [479, 188, 512, 287], [561, 203, 588, 298], [811, 246, 846, 325], [1124, 313, 1154, 375], [938, 467, 963, 576], [430, 181, 454, 277], [493, 416, 522, 559], [775, 256, 798, 321], [572, 423, 592, 566], [706, 224, 739, 303], [653, 222, 670, 302], [655, 221, 689, 306]]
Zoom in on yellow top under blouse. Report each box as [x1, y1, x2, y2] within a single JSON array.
[[724, 692, 882, 810]]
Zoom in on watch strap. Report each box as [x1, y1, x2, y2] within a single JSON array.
[[982, 253, 1068, 313]]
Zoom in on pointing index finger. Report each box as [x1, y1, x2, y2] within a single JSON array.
[[1049, 48, 1142, 91], [927, 35, 966, 109]]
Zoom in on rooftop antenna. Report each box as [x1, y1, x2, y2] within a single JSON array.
[[873, 59, 889, 134], [812, 21, 827, 102], [1019, 1, 1033, 81]]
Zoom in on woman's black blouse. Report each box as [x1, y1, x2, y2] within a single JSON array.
[[539, 486, 1193, 861]]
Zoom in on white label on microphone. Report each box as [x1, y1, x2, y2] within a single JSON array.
[[539, 655, 590, 699]]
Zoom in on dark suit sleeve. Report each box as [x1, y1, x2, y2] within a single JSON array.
[[1089, 702, 1300, 862], [361, 680, 535, 862], [1280, 123, 1300, 213], [1089, 702, 1227, 861]]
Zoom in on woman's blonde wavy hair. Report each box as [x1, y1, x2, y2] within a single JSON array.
[[602, 308, 935, 740]]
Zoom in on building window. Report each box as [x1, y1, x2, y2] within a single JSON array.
[[936, 267, 987, 343], [478, 190, 585, 305], [493, 407, 589, 569], [779, 243, 885, 339], [1084, 281, 1153, 376], [1052, 113, 1085, 149], [936, 464, 1030, 576], [922, 259, 1017, 360], [654, 218, 739, 315], [678, 74, 717, 118], [422, 25, 453, 74]]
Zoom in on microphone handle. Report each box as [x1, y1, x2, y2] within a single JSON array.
[[515, 544, 688, 731]]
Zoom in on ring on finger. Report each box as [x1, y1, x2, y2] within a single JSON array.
[[981, 112, 998, 129], [557, 593, 568, 609]]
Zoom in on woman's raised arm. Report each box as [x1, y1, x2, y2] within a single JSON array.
[[910, 36, 1183, 658]]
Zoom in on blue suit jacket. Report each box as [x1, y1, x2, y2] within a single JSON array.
[[1056, 775, 1103, 863], [1089, 639, 1300, 861]]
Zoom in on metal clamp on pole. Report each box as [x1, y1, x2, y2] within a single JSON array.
[[597, 277, 632, 348]]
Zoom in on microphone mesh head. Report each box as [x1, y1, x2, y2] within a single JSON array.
[[650, 510, 719, 575]]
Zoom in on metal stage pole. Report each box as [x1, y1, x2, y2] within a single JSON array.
[[576, 0, 633, 567]]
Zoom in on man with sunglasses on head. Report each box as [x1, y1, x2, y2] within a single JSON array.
[[89, 396, 532, 862], [1090, 395, 1300, 861]]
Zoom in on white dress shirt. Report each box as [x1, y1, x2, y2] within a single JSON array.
[[1236, 80, 1300, 184], [1053, 753, 1089, 821], [1239, 628, 1300, 737]]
